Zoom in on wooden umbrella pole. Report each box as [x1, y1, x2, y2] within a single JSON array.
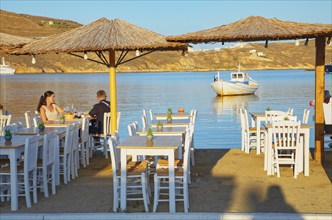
[[109, 49, 117, 135], [314, 37, 326, 163]]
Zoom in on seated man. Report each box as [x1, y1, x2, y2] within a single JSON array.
[[88, 90, 110, 134], [323, 90, 332, 147]]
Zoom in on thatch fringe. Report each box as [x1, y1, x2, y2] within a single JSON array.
[[11, 18, 187, 55], [166, 16, 332, 43], [0, 32, 33, 48]]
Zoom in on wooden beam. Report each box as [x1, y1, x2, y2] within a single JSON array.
[[109, 49, 117, 135], [314, 37, 326, 163]]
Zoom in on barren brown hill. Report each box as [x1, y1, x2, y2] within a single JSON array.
[[1, 10, 331, 73], [0, 10, 81, 38]]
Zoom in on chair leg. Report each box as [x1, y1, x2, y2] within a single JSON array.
[[43, 167, 49, 197], [153, 174, 159, 212], [113, 178, 119, 212], [183, 179, 189, 213], [104, 139, 109, 159], [24, 173, 32, 208], [32, 170, 38, 203], [141, 173, 149, 212], [51, 165, 56, 195]]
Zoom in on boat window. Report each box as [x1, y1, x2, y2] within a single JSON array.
[[232, 74, 237, 79], [238, 74, 243, 78]]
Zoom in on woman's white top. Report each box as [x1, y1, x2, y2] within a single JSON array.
[[42, 104, 59, 120]]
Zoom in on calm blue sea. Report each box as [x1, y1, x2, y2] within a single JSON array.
[[1, 70, 331, 149]]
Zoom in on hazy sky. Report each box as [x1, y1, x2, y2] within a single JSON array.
[[1, 0, 331, 36]]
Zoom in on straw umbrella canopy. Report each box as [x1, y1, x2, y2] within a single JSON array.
[[10, 18, 187, 134], [167, 16, 332, 162], [0, 32, 33, 49]]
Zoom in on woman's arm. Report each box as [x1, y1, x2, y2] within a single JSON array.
[[39, 107, 48, 123], [55, 105, 64, 114]]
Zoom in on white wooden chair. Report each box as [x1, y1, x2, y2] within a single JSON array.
[[0, 114, 12, 135], [323, 103, 332, 147], [71, 122, 80, 179], [265, 110, 289, 124], [149, 109, 154, 121], [287, 108, 294, 115], [116, 112, 121, 132], [24, 111, 33, 128], [127, 123, 136, 136], [153, 127, 191, 213], [272, 120, 301, 178], [142, 115, 148, 128], [37, 131, 58, 197], [32, 116, 41, 128], [108, 136, 149, 212], [0, 136, 40, 208], [60, 124, 74, 184], [239, 109, 246, 151], [243, 109, 264, 154], [302, 109, 310, 124], [79, 116, 90, 167]]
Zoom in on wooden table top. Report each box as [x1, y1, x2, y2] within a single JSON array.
[[44, 119, 82, 127], [136, 127, 186, 135], [0, 135, 43, 149], [155, 113, 190, 118], [117, 135, 181, 150], [14, 127, 66, 136], [150, 119, 190, 126]]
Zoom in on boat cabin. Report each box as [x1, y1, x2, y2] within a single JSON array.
[[230, 71, 249, 85]]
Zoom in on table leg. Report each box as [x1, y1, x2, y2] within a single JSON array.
[[256, 118, 261, 154], [120, 149, 127, 211], [168, 151, 176, 213], [304, 129, 310, 176], [9, 151, 18, 211], [267, 128, 273, 175]]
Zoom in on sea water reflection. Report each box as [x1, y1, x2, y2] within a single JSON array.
[[1, 70, 331, 149]]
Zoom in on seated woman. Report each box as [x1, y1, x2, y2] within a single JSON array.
[[37, 91, 64, 123]]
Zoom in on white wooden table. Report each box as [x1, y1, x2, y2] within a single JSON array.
[[150, 119, 190, 128], [263, 123, 312, 176], [44, 118, 82, 127], [0, 135, 43, 211], [117, 135, 182, 213], [155, 113, 190, 120]]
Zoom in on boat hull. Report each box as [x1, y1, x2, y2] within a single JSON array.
[[211, 80, 258, 96]]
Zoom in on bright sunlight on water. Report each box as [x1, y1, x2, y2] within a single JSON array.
[[1, 70, 331, 149]]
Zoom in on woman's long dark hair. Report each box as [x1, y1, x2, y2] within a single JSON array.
[[37, 91, 54, 112]]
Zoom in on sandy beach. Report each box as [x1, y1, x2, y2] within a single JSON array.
[[1, 149, 331, 214]]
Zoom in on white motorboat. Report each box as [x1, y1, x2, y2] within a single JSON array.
[[211, 65, 258, 96], [0, 57, 15, 75]]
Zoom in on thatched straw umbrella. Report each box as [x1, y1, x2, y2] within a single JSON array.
[[11, 18, 187, 136], [167, 16, 332, 162], [0, 32, 33, 49]]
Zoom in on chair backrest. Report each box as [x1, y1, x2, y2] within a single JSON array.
[[149, 109, 153, 121], [43, 131, 58, 167], [0, 114, 12, 134], [81, 116, 89, 144], [32, 115, 41, 127], [239, 109, 245, 131], [64, 124, 75, 155], [182, 128, 192, 177], [72, 122, 80, 152], [24, 136, 40, 173], [133, 121, 138, 130], [193, 110, 198, 123], [142, 109, 147, 118], [272, 115, 298, 122], [265, 110, 289, 123], [113, 130, 120, 145], [108, 136, 119, 176], [323, 103, 332, 125], [128, 123, 135, 136], [302, 109, 310, 124], [272, 120, 301, 149], [25, 111, 32, 128], [243, 109, 251, 132], [103, 112, 112, 136], [142, 115, 148, 128], [287, 108, 294, 115], [116, 112, 121, 131]]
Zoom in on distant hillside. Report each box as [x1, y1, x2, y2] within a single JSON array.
[[1, 10, 331, 73], [0, 10, 81, 38]]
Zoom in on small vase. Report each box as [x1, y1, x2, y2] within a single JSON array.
[[167, 110, 172, 114], [157, 125, 163, 131], [167, 117, 172, 123], [4, 135, 12, 142], [146, 135, 153, 141], [38, 125, 45, 131], [60, 118, 65, 124]]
